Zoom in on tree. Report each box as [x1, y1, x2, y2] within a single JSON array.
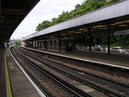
[[117, 34, 129, 48], [36, 20, 52, 31], [36, 0, 118, 31]]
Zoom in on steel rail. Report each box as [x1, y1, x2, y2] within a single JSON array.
[[11, 47, 92, 97], [19, 47, 129, 97]]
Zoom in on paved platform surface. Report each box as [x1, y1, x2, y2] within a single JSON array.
[[0, 48, 6, 97], [24, 47, 129, 68], [0, 48, 42, 97], [65, 51, 129, 67], [6, 48, 41, 97]]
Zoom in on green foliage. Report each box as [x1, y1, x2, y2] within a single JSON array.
[[95, 33, 129, 48], [36, 20, 52, 31], [15, 42, 21, 46], [75, 32, 129, 49], [36, 0, 119, 31], [117, 34, 129, 48]]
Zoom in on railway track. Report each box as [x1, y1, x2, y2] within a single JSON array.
[[22, 47, 129, 86], [16, 46, 129, 97], [11, 47, 94, 97]]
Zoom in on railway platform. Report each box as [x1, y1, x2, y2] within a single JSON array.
[[21, 47, 129, 87], [63, 51, 129, 68], [23, 47, 129, 69], [0, 48, 44, 97], [0, 49, 6, 97]]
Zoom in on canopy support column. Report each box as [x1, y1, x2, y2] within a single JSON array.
[[107, 25, 111, 54], [44, 40, 47, 51], [88, 28, 92, 53], [59, 38, 61, 52]]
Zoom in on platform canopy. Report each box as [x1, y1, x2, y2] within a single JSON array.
[[23, 0, 129, 41], [0, 0, 39, 43]]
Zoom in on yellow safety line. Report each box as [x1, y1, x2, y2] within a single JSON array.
[[4, 51, 13, 97]]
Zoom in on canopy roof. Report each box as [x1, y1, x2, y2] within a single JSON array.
[[23, 0, 129, 41], [1, 0, 39, 42]]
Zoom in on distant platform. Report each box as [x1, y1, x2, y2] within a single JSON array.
[[23, 47, 129, 70]]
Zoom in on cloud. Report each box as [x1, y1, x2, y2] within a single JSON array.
[[10, 0, 83, 39]]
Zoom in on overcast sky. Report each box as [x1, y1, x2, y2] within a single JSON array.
[[10, 0, 83, 40]]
